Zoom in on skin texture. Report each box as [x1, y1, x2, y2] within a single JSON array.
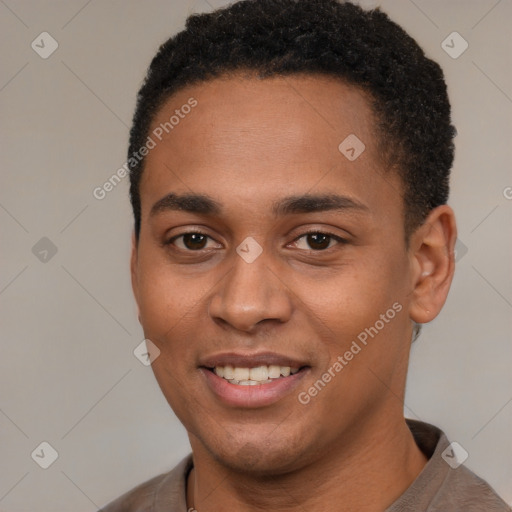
[[131, 74, 457, 512]]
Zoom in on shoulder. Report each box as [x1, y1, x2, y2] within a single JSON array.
[[100, 455, 193, 512], [389, 420, 510, 511], [430, 464, 511, 511], [100, 472, 167, 511]]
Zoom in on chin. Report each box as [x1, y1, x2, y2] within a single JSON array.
[[215, 446, 302, 476], [199, 428, 315, 477]]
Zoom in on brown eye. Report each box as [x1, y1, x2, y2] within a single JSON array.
[[165, 231, 222, 253], [306, 233, 331, 250], [292, 231, 346, 251], [168, 232, 217, 251], [181, 233, 208, 250]]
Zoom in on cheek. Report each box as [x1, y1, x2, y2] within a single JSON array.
[[301, 252, 411, 386], [311, 260, 406, 334], [137, 275, 177, 334], [135, 253, 199, 338]]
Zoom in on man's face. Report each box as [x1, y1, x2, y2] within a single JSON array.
[[132, 74, 417, 474]]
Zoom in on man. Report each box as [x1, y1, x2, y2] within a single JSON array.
[[103, 0, 509, 510]]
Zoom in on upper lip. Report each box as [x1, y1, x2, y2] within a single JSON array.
[[199, 351, 310, 369]]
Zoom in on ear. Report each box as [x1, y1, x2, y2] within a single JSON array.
[[408, 205, 457, 324], [130, 231, 141, 322]]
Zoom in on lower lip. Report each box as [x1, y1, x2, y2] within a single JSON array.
[[200, 368, 309, 408]]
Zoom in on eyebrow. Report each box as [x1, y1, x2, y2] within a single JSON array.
[[272, 194, 369, 216], [150, 193, 222, 217], [149, 192, 369, 218]]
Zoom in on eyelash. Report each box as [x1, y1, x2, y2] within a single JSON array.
[[165, 229, 348, 252], [292, 229, 348, 250]]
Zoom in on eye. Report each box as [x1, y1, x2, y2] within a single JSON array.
[[292, 231, 346, 251], [167, 232, 221, 251]]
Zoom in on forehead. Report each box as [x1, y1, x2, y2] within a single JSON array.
[[140, 74, 401, 221], [147, 73, 377, 165]]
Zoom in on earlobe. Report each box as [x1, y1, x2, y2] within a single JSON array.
[[409, 205, 457, 324]]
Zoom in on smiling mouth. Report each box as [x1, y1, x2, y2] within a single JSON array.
[[205, 365, 305, 386]]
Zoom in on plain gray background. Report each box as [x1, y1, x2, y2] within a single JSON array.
[[1, 0, 511, 510]]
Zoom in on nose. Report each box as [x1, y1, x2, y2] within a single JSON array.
[[208, 255, 293, 333]]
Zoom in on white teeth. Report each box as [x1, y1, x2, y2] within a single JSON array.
[[268, 365, 281, 379], [280, 366, 290, 377], [249, 365, 269, 381], [223, 365, 234, 380], [233, 367, 250, 381], [212, 364, 301, 385]]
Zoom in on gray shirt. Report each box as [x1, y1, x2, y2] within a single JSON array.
[[101, 420, 510, 511]]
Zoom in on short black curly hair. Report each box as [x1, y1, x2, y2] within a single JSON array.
[[128, 0, 455, 240]]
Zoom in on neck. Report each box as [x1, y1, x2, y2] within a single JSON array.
[[186, 413, 428, 512]]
